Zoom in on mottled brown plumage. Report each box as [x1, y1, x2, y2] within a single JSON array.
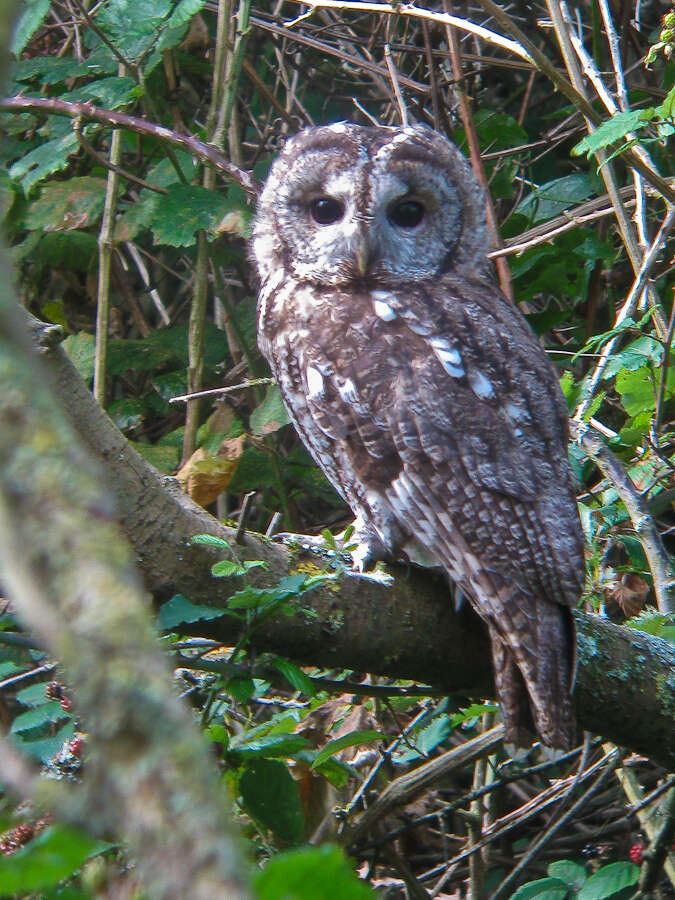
[[252, 123, 585, 749]]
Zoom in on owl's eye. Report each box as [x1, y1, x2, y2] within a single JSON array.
[[389, 200, 425, 229], [310, 196, 344, 225]]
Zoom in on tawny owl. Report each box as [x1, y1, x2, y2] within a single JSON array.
[[252, 123, 585, 750]]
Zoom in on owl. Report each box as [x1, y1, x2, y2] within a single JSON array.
[[252, 123, 585, 750]]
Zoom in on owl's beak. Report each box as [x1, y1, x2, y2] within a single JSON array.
[[354, 234, 370, 278]]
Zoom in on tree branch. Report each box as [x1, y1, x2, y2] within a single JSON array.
[[25, 317, 675, 771]]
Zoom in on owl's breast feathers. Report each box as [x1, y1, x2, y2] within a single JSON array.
[[259, 273, 585, 749]]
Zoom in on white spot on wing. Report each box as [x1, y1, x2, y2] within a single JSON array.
[[328, 122, 348, 133], [429, 338, 464, 378], [373, 297, 396, 321], [468, 368, 496, 400], [306, 365, 324, 399]]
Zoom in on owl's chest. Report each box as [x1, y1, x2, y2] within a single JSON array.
[[263, 280, 399, 369]]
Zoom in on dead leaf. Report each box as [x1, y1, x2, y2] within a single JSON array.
[[176, 435, 245, 507]]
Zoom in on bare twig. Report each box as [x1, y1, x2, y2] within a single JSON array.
[[575, 424, 675, 615], [574, 205, 675, 421]]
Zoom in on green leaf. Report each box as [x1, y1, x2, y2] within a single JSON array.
[[255, 845, 374, 900], [515, 174, 596, 224], [250, 384, 292, 436], [548, 860, 587, 890], [603, 336, 662, 379], [63, 76, 141, 110], [109, 397, 145, 430], [150, 183, 235, 247], [509, 877, 569, 899], [230, 733, 311, 759], [656, 84, 675, 120], [11, 701, 68, 734], [25, 177, 107, 232], [9, 131, 79, 194], [273, 658, 316, 696], [191, 533, 231, 549], [157, 593, 230, 629], [10, 0, 51, 56], [311, 730, 384, 769], [239, 758, 304, 844], [130, 440, 180, 473], [0, 824, 110, 893], [615, 366, 656, 416], [12, 721, 74, 762], [577, 862, 639, 900], [33, 231, 98, 273], [226, 676, 256, 702], [62, 332, 95, 383], [572, 108, 654, 157]]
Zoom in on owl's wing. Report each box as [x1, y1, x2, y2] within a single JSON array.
[[295, 281, 583, 749], [301, 280, 583, 609]]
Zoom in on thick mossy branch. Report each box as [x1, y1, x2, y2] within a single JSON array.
[[32, 318, 675, 771], [0, 309, 251, 897]]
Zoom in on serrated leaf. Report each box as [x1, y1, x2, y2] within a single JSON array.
[[11, 57, 101, 83], [548, 860, 587, 890], [572, 109, 653, 157], [63, 76, 141, 110], [312, 730, 384, 769], [25, 177, 107, 232], [10, 0, 51, 56], [273, 658, 316, 695], [157, 593, 230, 629], [239, 758, 304, 844], [150, 183, 234, 247], [114, 194, 160, 241], [578, 862, 638, 900], [0, 824, 110, 893], [515, 174, 595, 224], [255, 845, 374, 900], [9, 131, 79, 194]]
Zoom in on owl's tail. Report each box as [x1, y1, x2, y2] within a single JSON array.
[[489, 601, 577, 751]]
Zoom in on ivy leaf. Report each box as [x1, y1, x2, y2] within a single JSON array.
[[239, 758, 305, 844]]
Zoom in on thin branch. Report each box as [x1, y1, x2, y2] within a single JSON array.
[[575, 423, 675, 615], [0, 96, 260, 197], [574, 205, 675, 421], [282, 0, 535, 63]]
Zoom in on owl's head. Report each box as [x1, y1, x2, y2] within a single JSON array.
[[252, 122, 491, 287]]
